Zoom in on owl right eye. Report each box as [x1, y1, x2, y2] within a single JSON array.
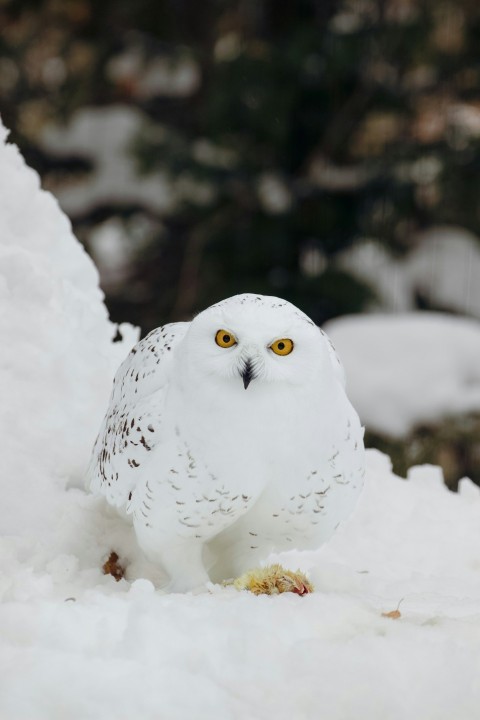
[[215, 329, 237, 348]]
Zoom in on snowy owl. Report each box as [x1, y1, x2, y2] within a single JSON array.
[[88, 294, 365, 591]]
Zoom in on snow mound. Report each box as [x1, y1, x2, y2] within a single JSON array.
[[335, 227, 480, 318], [325, 312, 480, 437], [336, 238, 413, 312], [0, 119, 138, 537], [409, 226, 480, 317], [40, 106, 175, 217]]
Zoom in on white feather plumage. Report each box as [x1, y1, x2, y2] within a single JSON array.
[[87, 294, 365, 591]]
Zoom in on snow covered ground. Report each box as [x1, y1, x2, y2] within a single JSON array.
[[2, 119, 480, 719], [325, 313, 480, 437], [3, 454, 480, 720], [336, 228, 480, 319]]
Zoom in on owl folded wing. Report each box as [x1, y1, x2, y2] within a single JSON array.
[[86, 321, 189, 508]]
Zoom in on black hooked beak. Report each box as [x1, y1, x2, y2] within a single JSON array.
[[241, 359, 255, 389]]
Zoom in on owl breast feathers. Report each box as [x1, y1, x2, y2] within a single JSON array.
[[87, 293, 365, 591]]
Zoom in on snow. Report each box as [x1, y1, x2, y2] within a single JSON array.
[[87, 218, 133, 291], [0, 118, 138, 534], [3, 451, 480, 719], [107, 48, 201, 99], [408, 226, 480, 317], [41, 105, 218, 219], [40, 106, 175, 217], [256, 173, 293, 214], [87, 214, 163, 294], [325, 312, 480, 437], [2, 119, 480, 719], [335, 238, 413, 312], [335, 227, 480, 319]]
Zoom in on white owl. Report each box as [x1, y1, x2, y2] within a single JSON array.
[[87, 294, 365, 592]]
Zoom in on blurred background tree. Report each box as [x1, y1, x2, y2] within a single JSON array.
[[2, 0, 480, 485], [3, 0, 480, 331]]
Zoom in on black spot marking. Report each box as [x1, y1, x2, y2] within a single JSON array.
[[140, 436, 152, 451]]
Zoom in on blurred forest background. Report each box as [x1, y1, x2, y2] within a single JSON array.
[[2, 0, 480, 486]]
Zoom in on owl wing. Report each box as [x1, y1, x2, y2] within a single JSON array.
[[87, 321, 189, 508]]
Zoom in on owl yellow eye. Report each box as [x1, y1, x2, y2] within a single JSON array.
[[215, 329, 237, 348], [270, 338, 294, 356]]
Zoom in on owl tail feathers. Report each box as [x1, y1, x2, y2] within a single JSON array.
[[231, 564, 314, 596]]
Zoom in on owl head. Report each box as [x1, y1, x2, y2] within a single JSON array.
[[179, 294, 341, 391]]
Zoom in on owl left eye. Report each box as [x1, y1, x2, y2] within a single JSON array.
[[270, 338, 294, 356], [215, 329, 237, 348]]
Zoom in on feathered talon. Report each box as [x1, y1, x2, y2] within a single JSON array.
[[233, 564, 314, 595]]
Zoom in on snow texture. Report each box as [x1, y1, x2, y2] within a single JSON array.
[[336, 227, 480, 318], [2, 120, 480, 719], [408, 226, 480, 317], [0, 118, 138, 535], [3, 450, 480, 720], [325, 312, 480, 437]]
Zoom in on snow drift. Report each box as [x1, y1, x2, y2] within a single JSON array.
[[0, 119, 137, 544], [325, 312, 480, 437]]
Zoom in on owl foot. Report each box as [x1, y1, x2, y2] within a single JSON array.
[[102, 551, 125, 581], [233, 564, 314, 596]]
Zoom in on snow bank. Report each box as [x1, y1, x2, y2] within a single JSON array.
[[325, 312, 480, 437], [40, 106, 175, 216], [40, 105, 217, 227], [2, 122, 480, 720], [336, 227, 480, 318], [0, 118, 138, 536], [409, 226, 480, 317], [335, 238, 413, 312]]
